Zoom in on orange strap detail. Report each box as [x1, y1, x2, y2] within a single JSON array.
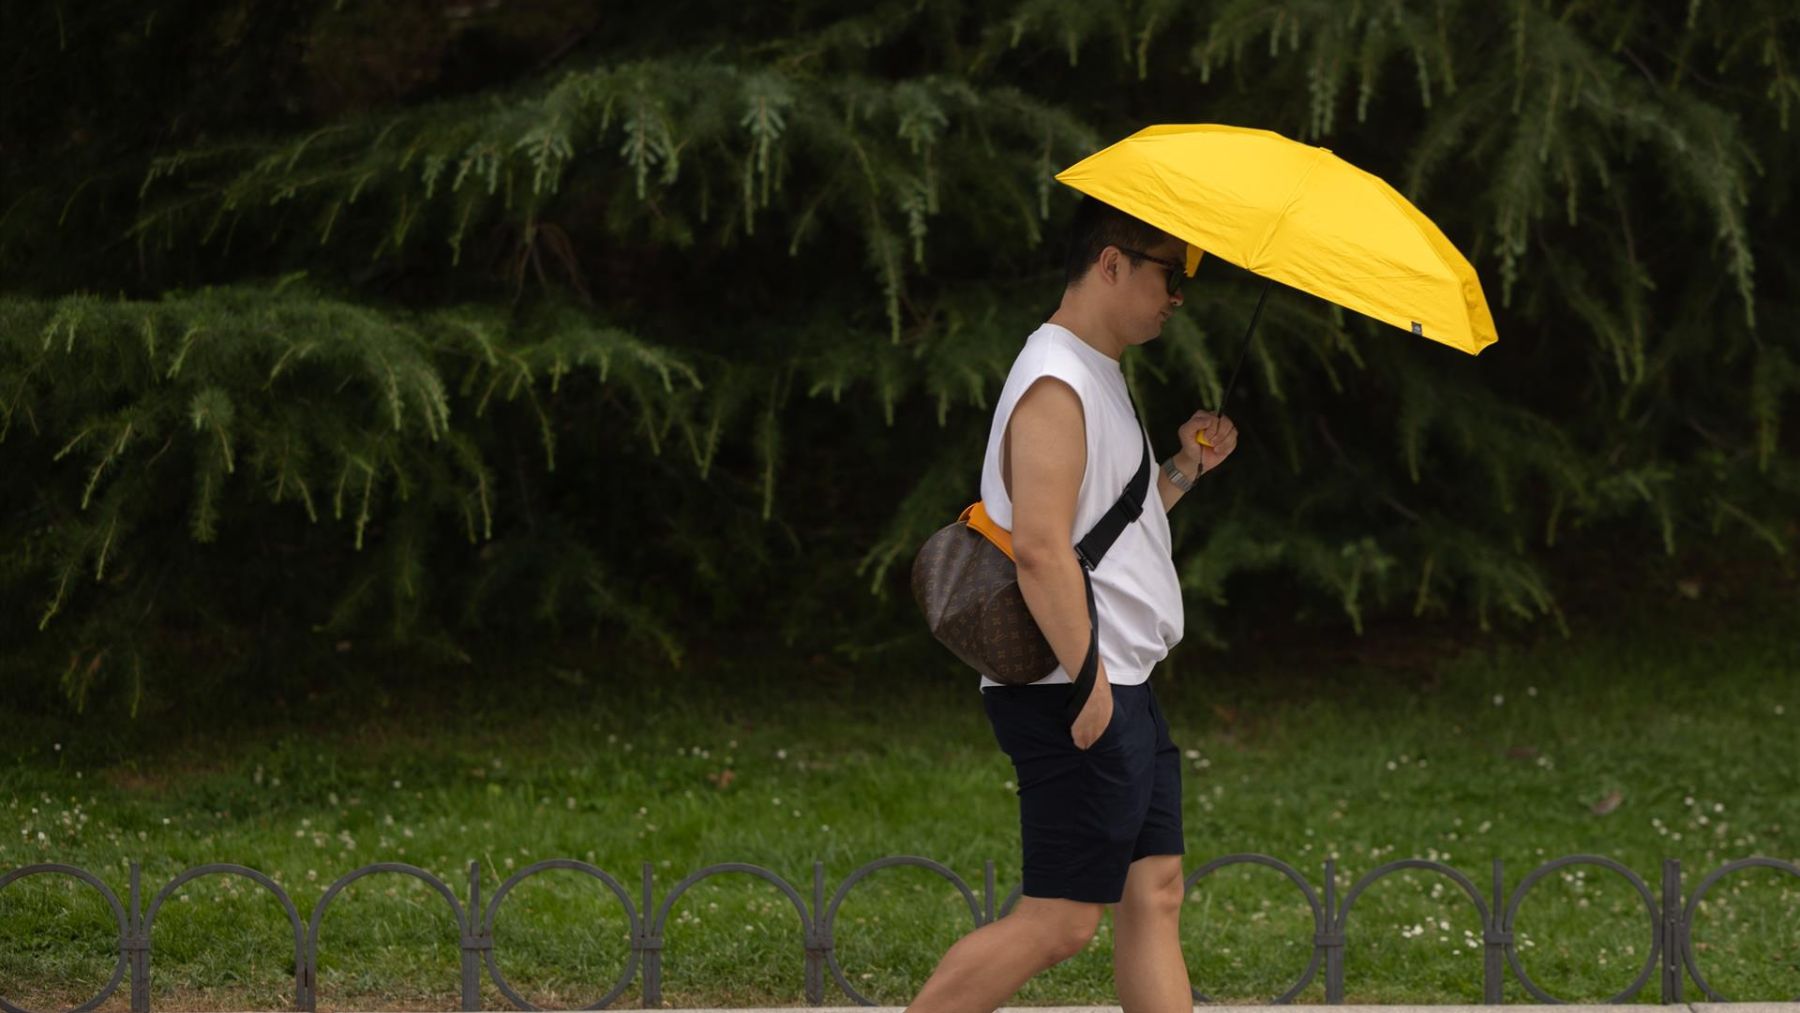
[[959, 501, 1016, 562]]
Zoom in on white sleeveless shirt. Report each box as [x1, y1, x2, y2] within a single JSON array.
[[978, 322, 1184, 688]]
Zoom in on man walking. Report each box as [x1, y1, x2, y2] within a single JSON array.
[[908, 196, 1238, 1010]]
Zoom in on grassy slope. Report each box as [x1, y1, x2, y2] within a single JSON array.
[[2, 569, 1796, 1008]]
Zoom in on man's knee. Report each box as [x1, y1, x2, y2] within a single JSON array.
[[1020, 899, 1105, 963], [1125, 857, 1186, 921], [1048, 905, 1105, 962]]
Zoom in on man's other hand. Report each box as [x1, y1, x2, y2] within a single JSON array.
[[1070, 678, 1113, 750], [1178, 411, 1238, 475]]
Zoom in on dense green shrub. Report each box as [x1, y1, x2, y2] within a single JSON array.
[[3, 0, 1795, 713]]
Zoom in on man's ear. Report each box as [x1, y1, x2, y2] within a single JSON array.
[[1097, 246, 1120, 286]]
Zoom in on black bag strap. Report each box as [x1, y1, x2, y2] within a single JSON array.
[[1063, 428, 1153, 723], [1073, 434, 1152, 570]]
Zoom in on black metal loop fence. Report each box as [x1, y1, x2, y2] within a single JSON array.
[[2, 853, 1794, 1010]]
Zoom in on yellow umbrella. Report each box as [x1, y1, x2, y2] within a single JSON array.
[[1057, 123, 1497, 440], [1059, 123, 1497, 353]]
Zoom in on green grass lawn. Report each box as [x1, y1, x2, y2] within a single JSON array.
[[3, 585, 1797, 1008]]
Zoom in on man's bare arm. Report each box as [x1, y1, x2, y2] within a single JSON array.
[[1006, 377, 1112, 748]]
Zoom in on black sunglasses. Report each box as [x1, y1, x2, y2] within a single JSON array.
[[1114, 246, 1187, 297]]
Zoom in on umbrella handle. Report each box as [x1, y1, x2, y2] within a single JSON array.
[[1195, 277, 1272, 446]]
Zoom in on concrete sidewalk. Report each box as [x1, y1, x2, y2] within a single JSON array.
[[645, 1006, 1797, 1013]]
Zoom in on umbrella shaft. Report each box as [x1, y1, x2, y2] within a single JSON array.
[[1217, 278, 1272, 416]]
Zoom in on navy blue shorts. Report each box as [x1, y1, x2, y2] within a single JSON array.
[[981, 681, 1185, 904]]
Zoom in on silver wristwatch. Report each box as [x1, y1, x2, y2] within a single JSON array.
[[1161, 456, 1195, 492]]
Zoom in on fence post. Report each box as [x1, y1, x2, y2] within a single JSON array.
[[462, 862, 488, 1010], [126, 862, 149, 1013], [1321, 859, 1345, 1003], [1660, 859, 1683, 1003], [1482, 859, 1508, 1003], [638, 863, 662, 1008], [299, 878, 317, 1013], [983, 861, 996, 925], [804, 862, 828, 1004]]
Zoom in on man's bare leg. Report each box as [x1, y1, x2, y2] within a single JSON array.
[[1111, 854, 1191, 1012], [906, 895, 1104, 1012]]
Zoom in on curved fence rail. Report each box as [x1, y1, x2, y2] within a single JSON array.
[[2, 853, 1794, 1009]]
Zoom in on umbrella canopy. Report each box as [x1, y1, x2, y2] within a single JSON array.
[[1056, 123, 1498, 356]]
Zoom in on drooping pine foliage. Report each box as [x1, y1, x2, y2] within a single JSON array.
[[3, 0, 1795, 713]]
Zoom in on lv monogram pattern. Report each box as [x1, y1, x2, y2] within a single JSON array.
[[911, 521, 1060, 684]]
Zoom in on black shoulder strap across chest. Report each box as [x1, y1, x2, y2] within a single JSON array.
[[1073, 434, 1152, 571]]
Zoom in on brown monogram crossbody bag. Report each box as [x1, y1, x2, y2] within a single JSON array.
[[910, 434, 1152, 723]]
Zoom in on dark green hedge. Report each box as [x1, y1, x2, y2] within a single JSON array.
[[3, 0, 1795, 713]]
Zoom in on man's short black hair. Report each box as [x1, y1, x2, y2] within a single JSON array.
[[1062, 195, 1178, 288]]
